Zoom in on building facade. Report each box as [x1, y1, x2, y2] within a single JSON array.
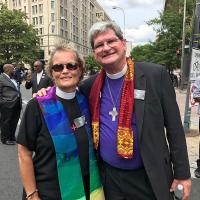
[[1, 0, 110, 60]]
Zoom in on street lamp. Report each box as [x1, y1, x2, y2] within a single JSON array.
[[112, 6, 125, 38], [47, 17, 65, 55]]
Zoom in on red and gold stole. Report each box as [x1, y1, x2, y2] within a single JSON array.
[[89, 57, 134, 159]]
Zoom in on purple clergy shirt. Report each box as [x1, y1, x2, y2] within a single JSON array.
[[99, 76, 143, 169]]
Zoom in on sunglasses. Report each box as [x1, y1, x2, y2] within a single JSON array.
[[52, 63, 78, 72]]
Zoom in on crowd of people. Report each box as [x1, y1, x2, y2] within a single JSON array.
[[0, 21, 197, 200]]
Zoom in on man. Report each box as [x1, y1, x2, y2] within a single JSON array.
[[0, 64, 22, 145], [37, 21, 191, 200], [192, 76, 200, 178], [79, 21, 191, 200], [25, 60, 53, 94]]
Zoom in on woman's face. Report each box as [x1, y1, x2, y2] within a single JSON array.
[[51, 50, 82, 92]]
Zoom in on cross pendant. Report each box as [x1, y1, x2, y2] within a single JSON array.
[[109, 107, 118, 121]]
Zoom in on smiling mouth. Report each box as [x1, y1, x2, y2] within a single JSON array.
[[102, 52, 115, 58], [60, 77, 71, 80]]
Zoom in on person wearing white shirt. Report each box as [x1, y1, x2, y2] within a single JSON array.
[[25, 60, 53, 94]]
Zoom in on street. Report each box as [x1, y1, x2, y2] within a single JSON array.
[[0, 84, 199, 199]]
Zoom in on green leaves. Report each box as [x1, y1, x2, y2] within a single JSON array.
[[85, 54, 101, 75], [131, 0, 195, 71], [0, 5, 41, 65]]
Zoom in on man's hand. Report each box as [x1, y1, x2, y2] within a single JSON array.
[[32, 87, 51, 98], [170, 179, 191, 200]]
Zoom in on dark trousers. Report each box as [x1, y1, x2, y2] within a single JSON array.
[[198, 117, 200, 166], [0, 101, 21, 142], [100, 161, 156, 200]]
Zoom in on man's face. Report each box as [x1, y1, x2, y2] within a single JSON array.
[[93, 28, 126, 70], [33, 61, 43, 73], [9, 65, 15, 77]]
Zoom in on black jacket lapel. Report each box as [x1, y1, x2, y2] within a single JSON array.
[[134, 63, 146, 141]]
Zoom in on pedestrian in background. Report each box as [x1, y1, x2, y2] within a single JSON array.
[[25, 59, 53, 94], [0, 64, 22, 145], [79, 21, 191, 200], [192, 76, 200, 178], [17, 43, 104, 200]]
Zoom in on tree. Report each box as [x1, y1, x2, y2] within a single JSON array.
[[131, 0, 195, 71], [85, 54, 101, 75], [0, 4, 41, 65]]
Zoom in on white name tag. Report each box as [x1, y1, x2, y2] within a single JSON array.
[[73, 115, 86, 129], [134, 89, 145, 100]]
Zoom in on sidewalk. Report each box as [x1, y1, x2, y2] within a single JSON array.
[[175, 88, 200, 178]]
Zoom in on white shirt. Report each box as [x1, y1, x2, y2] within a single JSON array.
[[37, 70, 43, 85]]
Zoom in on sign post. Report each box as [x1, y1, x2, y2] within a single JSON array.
[[190, 48, 200, 80]]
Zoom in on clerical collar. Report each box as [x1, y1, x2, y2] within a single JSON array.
[[56, 87, 76, 99], [3, 73, 11, 79], [106, 64, 127, 79]]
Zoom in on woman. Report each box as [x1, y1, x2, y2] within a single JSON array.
[[17, 43, 104, 200]]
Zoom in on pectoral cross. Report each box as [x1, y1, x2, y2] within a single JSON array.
[[109, 107, 118, 121]]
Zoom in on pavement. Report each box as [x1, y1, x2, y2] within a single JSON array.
[[175, 88, 200, 179], [175, 88, 200, 200]]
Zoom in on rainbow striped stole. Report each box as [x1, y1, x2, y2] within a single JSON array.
[[36, 87, 104, 200]]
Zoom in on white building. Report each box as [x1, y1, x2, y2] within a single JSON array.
[[1, 0, 110, 60]]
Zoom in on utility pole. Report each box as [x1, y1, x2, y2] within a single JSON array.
[[180, 0, 187, 90], [183, 0, 200, 132]]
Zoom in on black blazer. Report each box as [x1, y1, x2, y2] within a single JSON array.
[[0, 73, 22, 109], [25, 71, 53, 94], [79, 62, 190, 200]]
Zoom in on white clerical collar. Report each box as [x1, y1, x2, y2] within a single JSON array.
[[56, 87, 76, 99], [3, 72, 10, 78], [106, 64, 127, 79]]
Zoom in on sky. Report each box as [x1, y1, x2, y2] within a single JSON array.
[[96, 0, 165, 47]]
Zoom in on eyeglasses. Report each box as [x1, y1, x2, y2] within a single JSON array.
[[94, 38, 121, 52], [52, 63, 78, 72]]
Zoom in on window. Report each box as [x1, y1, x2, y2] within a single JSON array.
[[61, 29, 64, 37], [40, 38, 43, 45], [64, 9, 67, 19], [60, 6, 64, 16], [64, 0, 67, 7], [51, 1, 55, 9], [65, 31, 68, 38], [39, 4, 43, 13], [51, 25, 55, 33], [51, 13, 55, 22], [39, 16, 43, 25], [32, 6, 35, 14], [39, 28, 43, 34], [35, 5, 38, 14]]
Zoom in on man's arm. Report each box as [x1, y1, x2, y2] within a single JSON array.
[[193, 77, 200, 102], [160, 67, 191, 199], [0, 79, 6, 107]]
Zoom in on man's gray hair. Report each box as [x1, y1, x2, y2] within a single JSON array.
[[88, 21, 123, 49]]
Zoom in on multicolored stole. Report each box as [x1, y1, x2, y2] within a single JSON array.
[[89, 57, 134, 159], [36, 87, 104, 200]]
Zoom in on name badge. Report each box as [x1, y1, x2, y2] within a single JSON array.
[[134, 89, 145, 100], [73, 115, 86, 129]]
